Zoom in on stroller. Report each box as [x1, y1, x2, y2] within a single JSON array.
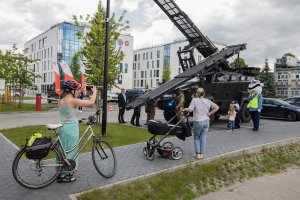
[[143, 113, 191, 160]]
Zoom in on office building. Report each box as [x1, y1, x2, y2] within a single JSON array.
[[24, 22, 133, 94]]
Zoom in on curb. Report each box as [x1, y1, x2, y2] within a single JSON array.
[[70, 136, 300, 200], [0, 132, 19, 150]]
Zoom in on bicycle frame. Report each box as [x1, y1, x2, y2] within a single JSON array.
[[52, 124, 96, 162]]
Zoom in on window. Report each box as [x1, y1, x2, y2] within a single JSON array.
[[51, 46, 53, 57], [134, 71, 136, 78], [152, 61, 154, 68], [134, 80, 136, 87], [141, 80, 144, 87], [150, 52, 153, 59], [42, 37, 47, 48], [151, 79, 153, 87], [156, 70, 159, 77], [119, 63, 123, 73], [138, 54, 140, 61], [143, 53, 145, 60], [146, 52, 148, 60], [197, 55, 202, 64], [215, 73, 225, 82], [138, 63, 140, 70], [124, 63, 128, 73], [145, 71, 147, 78], [157, 50, 160, 58], [134, 54, 137, 61], [118, 75, 122, 84], [39, 40, 42, 49], [150, 70, 152, 78], [147, 61, 149, 69], [157, 60, 160, 68], [141, 71, 144, 78]]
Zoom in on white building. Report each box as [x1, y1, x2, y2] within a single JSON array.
[[275, 54, 300, 98], [132, 38, 226, 89], [24, 22, 133, 94]]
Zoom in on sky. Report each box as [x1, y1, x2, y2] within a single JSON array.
[[0, 0, 300, 68]]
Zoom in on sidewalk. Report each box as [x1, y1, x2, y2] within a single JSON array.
[[196, 166, 300, 200], [0, 119, 300, 200]]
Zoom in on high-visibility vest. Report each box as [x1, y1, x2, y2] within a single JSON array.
[[247, 94, 259, 109]]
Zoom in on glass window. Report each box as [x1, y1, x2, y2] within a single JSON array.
[[141, 71, 144, 78], [141, 80, 144, 87], [215, 73, 225, 82], [124, 63, 128, 73], [157, 60, 159, 68], [147, 61, 149, 69], [157, 50, 160, 58]]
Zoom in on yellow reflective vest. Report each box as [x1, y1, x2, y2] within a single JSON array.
[[247, 95, 259, 109]]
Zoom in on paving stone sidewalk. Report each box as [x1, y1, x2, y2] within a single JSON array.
[[0, 119, 299, 200]]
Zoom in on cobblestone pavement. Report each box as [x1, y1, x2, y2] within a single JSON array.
[[196, 166, 300, 200], [0, 119, 299, 200]]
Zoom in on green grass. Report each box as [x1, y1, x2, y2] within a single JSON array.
[[77, 144, 300, 200], [0, 103, 53, 112], [1, 123, 152, 151]]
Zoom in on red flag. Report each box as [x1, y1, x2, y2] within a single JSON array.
[[59, 60, 74, 81], [52, 60, 61, 95]]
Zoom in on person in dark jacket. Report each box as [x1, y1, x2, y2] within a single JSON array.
[[118, 88, 127, 123], [130, 105, 142, 127]]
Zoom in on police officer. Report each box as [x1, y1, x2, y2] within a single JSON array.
[[145, 98, 156, 123]]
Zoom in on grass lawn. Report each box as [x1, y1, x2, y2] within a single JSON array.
[[1, 123, 152, 151], [0, 103, 53, 112], [77, 144, 300, 200]]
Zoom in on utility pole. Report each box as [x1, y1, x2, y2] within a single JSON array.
[[102, 0, 110, 135]]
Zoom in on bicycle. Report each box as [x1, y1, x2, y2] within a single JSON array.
[[12, 109, 117, 189]]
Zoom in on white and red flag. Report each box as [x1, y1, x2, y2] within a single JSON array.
[[59, 60, 74, 81], [52, 60, 61, 95]]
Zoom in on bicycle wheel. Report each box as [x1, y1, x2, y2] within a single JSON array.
[[12, 147, 63, 189], [92, 139, 116, 178]]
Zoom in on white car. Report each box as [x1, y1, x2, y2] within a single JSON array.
[[107, 91, 118, 102]]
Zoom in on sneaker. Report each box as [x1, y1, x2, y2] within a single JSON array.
[[57, 172, 77, 183], [130, 122, 135, 126], [136, 124, 142, 127], [193, 153, 202, 160]]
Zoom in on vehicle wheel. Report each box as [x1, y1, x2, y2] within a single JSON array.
[[12, 147, 63, 189], [146, 145, 155, 161], [171, 147, 183, 160], [162, 142, 173, 149], [285, 111, 297, 121], [241, 103, 251, 123], [92, 139, 117, 178]]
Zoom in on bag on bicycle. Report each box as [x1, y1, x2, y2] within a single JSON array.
[[25, 133, 52, 160]]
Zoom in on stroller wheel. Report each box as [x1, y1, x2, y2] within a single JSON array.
[[143, 147, 147, 156], [162, 142, 173, 149], [171, 147, 183, 160], [146, 148, 155, 161]]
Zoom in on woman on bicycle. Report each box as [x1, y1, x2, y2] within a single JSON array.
[[58, 80, 96, 183]]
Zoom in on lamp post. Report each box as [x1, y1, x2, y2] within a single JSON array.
[[102, 0, 110, 135]]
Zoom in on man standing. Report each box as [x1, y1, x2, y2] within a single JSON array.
[[118, 88, 127, 123]]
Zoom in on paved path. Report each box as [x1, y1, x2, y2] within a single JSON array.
[[196, 166, 300, 200], [0, 117, 300, 200]]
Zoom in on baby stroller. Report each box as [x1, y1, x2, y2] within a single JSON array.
[[143, 113, 191, 160]]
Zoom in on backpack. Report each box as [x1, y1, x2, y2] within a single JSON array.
[[25, 133, 52, 160]]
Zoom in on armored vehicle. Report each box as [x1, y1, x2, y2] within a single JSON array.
[[127, 0, 260, 123]]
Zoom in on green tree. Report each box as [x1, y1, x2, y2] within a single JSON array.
[[0, 45, 39, 107], [259, 58, 276, 97], [230, 57, 247, 69], [70, 52, 81, 81], [73, 1, 129, 87], [162, 67, 171, 83]]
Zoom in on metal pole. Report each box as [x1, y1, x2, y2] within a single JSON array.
[[102, 0, 110, 135]]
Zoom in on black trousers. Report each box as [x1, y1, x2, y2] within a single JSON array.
[[118, 106, 126, 122], [131, 108, 141, 125], [250, 111, 260, 130]]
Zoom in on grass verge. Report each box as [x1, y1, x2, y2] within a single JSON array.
[[1, 123, 152, 151], [77, 144, 300, 200], [0, 103, 53, 112]]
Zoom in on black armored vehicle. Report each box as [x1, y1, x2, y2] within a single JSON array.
[[127, 0, 260, 123]]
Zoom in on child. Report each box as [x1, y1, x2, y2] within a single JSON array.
[[228, 104, 236, 133], [231, 101, 241, 128]]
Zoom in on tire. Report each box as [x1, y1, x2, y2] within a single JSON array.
[[162, 142, 173, 149], [241, 103, 251, 123], [146, 148, 155, 161], [92, 139, 117, 178], [285, 111, 297, 121], [12, 147, 63, 189], [171, 147, 183, 160]]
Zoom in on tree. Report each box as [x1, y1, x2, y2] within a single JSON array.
[[162, 67, 171, 83], [230, 57, 247, 69], [70, 51, 81, 81], [0, 45, 39, 107], [73, 1, 129, 87], [259, 58, 276, 97]]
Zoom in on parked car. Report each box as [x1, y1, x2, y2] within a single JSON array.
[[261, 98, 300, 121], [125, 89, 145, 103], [107, 91, 118, 102], [283, 96, 300, 107]]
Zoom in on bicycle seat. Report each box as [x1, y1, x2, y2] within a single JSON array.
[[46, 124, 63, 130]]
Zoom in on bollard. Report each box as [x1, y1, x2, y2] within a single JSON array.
[[36, 93, 41, 111]]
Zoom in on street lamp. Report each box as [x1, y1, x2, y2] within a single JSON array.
[[102, 0, 110, 135]]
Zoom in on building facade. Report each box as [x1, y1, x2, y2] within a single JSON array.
[[132, 39, 226, 89], [274, 54, 300, 98], [24, 22, 133, 94]]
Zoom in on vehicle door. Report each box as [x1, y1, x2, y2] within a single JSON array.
[[207, 73, 226, 112], [261, 99, 277, 117]]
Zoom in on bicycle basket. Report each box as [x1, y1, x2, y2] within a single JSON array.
[[25, 133, 52, 160]]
